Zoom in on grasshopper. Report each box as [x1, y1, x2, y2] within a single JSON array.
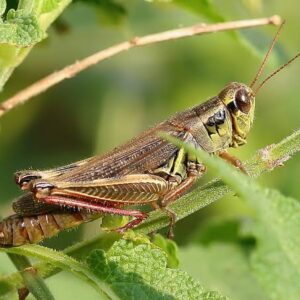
[[0, 23, 299, 247]]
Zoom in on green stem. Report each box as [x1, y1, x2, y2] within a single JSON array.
[[0, 129, 300, 298], [7, 253, 54, 300], [4, 245, 114, 300]]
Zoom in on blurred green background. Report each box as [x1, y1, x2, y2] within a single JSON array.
[[0, 0, 299, 299]]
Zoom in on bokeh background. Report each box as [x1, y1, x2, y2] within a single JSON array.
[[0, 1, 299, 299]]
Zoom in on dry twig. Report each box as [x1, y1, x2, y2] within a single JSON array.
[[0, 15, 281, 118]]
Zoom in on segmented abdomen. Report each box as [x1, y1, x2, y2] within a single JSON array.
[[0, 212, 97, 247]]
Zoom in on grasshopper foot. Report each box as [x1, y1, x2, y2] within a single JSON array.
[[219, 150, 248, 174], [162, 206, 177, 239], [114, 212, 148, 233]]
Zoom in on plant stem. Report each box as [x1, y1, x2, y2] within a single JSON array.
[[7, 253, 55, 300], [0, 15, 281, 118]]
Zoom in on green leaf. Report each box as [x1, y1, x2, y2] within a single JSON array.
[[167, 131, 300, 299], [190, 219, 243, 245], [101, 215, 130, 230], [0, 233, 225, 299], [41, 0, 63, 13], [0, 0, 6, 17], [152, 234, 179, 268], [0, 244, 114, 299], [250, 223, 300, 299], [181, 242, 267, 300], [0, 9, 44, 47], [179, 218, 267, 300], [245, 189, 300, 298], [0, 0, 71, 90], [251, 189, 300, 269], [87, 232, 226, 300], [0, 232, 121, 298]]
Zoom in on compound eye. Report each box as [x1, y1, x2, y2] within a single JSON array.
[[235, 89, 251, 114], [16, 174, 42, 189], [20, 175, 40, 184]]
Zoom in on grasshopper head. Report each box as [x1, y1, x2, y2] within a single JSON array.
[[219, 82, 255, 147]]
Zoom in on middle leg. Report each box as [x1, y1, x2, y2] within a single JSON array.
[[218, 150, 247, 174], [160, 161, 206, 238]]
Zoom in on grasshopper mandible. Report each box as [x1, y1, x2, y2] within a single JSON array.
[[0, 22, 299, 247]]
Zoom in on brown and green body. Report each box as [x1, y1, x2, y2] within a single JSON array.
[[0, 82, 255, 246]]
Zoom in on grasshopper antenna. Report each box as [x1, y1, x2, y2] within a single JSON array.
[[254, 52, 300, 95], [249, 20, 285, 89]]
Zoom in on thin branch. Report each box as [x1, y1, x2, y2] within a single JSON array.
[[0, 15, 281, 118]]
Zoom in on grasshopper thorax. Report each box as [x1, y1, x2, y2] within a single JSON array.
[[219, 82, 255, 147]]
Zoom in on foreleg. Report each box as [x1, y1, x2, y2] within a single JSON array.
[[218, 150, 247, 174]]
